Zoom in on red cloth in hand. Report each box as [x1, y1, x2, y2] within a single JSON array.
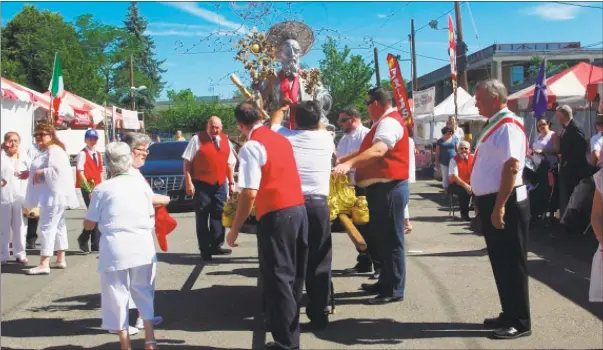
[[155, 206, 177, 252]]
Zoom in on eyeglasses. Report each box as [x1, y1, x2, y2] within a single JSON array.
[[33, 132, 49, 138], [459, 147, 469, 150], [134, 148, 149, 154], [338, 116, 352, 124]]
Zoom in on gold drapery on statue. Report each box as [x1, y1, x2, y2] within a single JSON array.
[[222, 174, 369, 251]]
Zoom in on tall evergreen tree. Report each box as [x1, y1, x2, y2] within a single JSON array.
[[113, 2, 166, 112]]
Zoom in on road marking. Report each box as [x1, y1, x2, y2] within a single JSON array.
[[585, 277, 591, 281], [408, 250, 423, 253], [564, 268, 576, 274]]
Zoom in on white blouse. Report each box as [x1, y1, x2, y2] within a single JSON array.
[[0, 151, 30, 204], [532, 131, 557, 165], [25, 145, 80, 210]]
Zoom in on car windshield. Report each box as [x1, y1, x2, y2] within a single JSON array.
[[146, 142, 187, 161]]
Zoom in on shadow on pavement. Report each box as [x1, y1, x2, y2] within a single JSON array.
[[156, 253, 257, 266], [205, 267, 259, 278], [311, 318, 488, 345], [2, 340, 243, 350], [408, 248, 488, 258]]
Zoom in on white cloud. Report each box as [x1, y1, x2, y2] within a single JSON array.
[[377, 14, 389, 19], [148, 22, 214, 31], [525, 3, 582, 21], [145, 29, 210, 37], [163, 2, 246, 32]]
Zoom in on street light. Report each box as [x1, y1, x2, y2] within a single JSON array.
[[130, 85, 147, 132]]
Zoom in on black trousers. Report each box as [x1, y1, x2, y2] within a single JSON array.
[[449, 183, 472, 217], [353, 186, 381, 270], [558, 169, 584, 219], [193, 180, 227, 254], [258, 205, 308, 350], [26, 218, 38, 244], [476, 188, 531, 332], [303, 195, 332, 322], [78, 188, 100, 248]]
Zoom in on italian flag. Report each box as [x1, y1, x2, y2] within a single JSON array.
[[48, 53, 65, 115]]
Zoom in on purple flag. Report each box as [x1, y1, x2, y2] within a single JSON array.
[[533, 57, 548, 117]]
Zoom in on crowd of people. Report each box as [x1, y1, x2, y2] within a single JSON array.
[[1, 77, 602, 350]]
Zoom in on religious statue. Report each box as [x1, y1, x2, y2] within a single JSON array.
[[232, 21, 332, 129]]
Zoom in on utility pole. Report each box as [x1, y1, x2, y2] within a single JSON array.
[[410, 19, 418, 91], [454, 1, 469, 91], [129, 55, 135, 110], [374, 47, 381, 86]]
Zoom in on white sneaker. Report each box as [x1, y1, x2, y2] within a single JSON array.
[[135, 316, 163, 329], [109, 326, 139, 335]]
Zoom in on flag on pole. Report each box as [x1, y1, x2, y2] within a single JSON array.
[[447, 15, 457, 92], [48, 53, 65, 120], [533, 57, 548, 117]]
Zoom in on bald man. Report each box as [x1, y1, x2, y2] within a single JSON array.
[[182, 116, 237, 261]]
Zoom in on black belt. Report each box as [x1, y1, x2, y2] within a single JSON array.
[[304, 194, 327, 200]]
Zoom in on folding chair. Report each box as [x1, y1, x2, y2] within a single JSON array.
[[448, 191, 456, 218]]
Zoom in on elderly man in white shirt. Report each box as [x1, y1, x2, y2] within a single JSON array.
[[270, 99, 335, 330], [84, 142, 168, 350], [335, 107, 379, 276], [470, 79, 531, 340], [182, 116, 237, 261]]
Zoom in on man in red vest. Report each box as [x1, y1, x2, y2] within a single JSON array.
[[76, 129, 103, 253], [226, 101, 308, 350], [448, 140, 475, 221], [334, 87, 409, 305], [182, 116, 236, 261]]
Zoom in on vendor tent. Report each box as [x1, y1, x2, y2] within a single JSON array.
[[415, 87, 474, 122], [1, 78, 36, 151], [508, 62, 603, 112], [587, 78, 603, 103]]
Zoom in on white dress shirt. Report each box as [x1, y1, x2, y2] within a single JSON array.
[[181, 133, 237, 167], [272, 125, 334, 196], [337, 125, 370, 185], [76, 147, 100, 171], [237, 124, 268, 190], [0, 151, 30, 204], [470, 108, 526, 197]]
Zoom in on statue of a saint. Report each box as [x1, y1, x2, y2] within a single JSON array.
[[261, 21, 332, 129]]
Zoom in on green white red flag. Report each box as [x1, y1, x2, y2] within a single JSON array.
[[48, 53, 64, 117]]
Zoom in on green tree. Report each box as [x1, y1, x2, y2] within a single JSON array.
[[113, 2, 166, 112], [147, 89, 236, 134], [527, 55, 570, 79], [318, 37, 374, 122], [1, 5, 103, 100], [75, 14, 132, 101]]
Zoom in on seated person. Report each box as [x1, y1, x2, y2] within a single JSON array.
[[448, 140, 474, 221]]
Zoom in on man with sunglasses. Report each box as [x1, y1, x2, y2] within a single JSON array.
[[334, 87, 410, 305], [448, 140, 474, 221], [335, 107, 379, 276]]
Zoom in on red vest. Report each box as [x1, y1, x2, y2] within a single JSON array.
[[449, 154, 474, 184], [192, 132, 231, 186], [355, 110, 410, 183], [249, 126, 305, 219], [75, 149, 103, 188]]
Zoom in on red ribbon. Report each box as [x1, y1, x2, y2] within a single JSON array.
[[280, 71, 300, 129], [155, 206, 177, 252]]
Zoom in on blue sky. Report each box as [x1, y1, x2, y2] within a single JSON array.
[[2, 1, 602, 101]]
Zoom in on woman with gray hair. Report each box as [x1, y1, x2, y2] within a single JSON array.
[[84, 142, 165, 349]]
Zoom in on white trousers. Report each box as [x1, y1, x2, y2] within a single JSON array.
[[101, 263, 156, 331], [404, 205, 410, 220], [127, 263, 157, 310], [0, 202, 26, 260], [440, 164, 449, 190], [590, 245, 603, 302], [39, 204, 68, 257]]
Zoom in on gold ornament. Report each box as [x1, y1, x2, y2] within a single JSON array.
[[352, 196, 369, 225], [299, 68, 321, 97], [234, 29, 277, 86], [251, 43, 260, 53]]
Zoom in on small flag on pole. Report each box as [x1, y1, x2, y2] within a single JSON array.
[[49, 53, 65, 98], [533, 57, 548, 118]]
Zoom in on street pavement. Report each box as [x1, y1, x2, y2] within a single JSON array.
[[1, 179, 602, 349]]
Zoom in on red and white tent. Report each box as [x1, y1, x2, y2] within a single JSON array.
[[508, 62, 603, 112], [1, 77, 32, 102], [587, 78, 603, 101]]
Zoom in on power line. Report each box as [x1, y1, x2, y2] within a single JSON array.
[[550, 1, 603, 9], [413, 6, 456, 34]]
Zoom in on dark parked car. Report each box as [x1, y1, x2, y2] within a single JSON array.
[[139, 141, 195, 212]]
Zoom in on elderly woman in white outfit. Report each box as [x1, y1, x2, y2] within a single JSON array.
[[589, 169, 603, 303], [25, 123, 79, 275], [1, 132, 31, 265], [84, 142, 164, 350]]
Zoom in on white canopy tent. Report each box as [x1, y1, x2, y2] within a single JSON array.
[[1, 78, 36, 152]]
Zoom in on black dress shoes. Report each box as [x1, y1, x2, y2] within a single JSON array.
[[201, 252, 213, 261], [343, 263, 372, 274], [491, 327, 532, 339], [360, 282, 381, 294], [483, 314, 507, 329], [77, 236, 90, 254], [368, 295, 403, 305], [211, 247, 232, 255], [369, 268, 381, 280]]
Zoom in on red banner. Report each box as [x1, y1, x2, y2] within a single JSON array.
[[386, 53, 413, 129], [448, 15, 457, 92]]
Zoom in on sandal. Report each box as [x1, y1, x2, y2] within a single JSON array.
[[405, 227, 412, 234], [51, 261, 67, 269], [26, 266, 50, 275], [145, 340, 157, 349]]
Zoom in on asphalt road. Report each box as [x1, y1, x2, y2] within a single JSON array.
[[1, 180, 602, 349]]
